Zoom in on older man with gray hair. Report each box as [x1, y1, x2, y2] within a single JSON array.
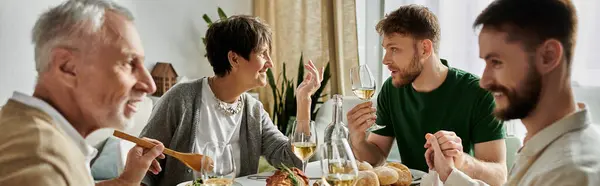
[[0, 0, 165, 185]]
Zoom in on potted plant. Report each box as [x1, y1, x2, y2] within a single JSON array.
[[266, 54, 331, 135], [201, 7, 228, 47]]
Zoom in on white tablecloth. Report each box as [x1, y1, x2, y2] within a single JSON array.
[[235, 161, 322, 185]]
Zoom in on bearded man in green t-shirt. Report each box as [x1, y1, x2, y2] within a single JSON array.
[[347, 4, 507, 186]]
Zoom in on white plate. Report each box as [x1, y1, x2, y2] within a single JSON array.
[[176, 180, 243, 186], [410, 169, 426, 185]]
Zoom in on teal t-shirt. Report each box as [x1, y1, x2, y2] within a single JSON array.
[[373, 60, 505, 172]]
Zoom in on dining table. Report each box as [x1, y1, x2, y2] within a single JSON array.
[[178, 161, 426, 186], [237, 162, 426, 186]]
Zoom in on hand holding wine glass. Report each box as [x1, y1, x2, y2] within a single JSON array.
[[320, 139, 359, 186], [290, 120, 318, 172], [201, 142, 235, 186], [349, 65, 385, 132]]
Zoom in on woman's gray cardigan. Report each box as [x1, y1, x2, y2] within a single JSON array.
[[139, 78, 301, 186]]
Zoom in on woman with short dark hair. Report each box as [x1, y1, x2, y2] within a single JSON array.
[[139, 15, 323, 186]]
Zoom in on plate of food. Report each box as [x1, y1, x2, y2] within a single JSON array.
[[265, 164, 310, 186], [354, 161, 426, 186], [176, 178, 242, 186]]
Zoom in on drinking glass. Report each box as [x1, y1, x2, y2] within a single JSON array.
[[350, 65, 385, 131], [201, 142, 236, 186], [320, 139, 359, 186], [290, 120, 318, 172]]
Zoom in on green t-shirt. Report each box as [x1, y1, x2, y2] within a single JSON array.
[[373, 60, 505, 172]]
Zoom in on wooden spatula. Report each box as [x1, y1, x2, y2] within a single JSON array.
[[113, 130, 211, 172]]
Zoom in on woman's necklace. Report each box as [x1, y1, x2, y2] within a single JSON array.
[[209, 77, 244, 116], [216, 96, 243, 116]]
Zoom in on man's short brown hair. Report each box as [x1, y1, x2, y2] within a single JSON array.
[[376, 4, 441, 53], [474, 0, 577, 67]]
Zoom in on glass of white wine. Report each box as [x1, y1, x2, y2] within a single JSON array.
[[201, 142, 236, 186], [350, 65, 385, 131], [290, 120, 318, 172], [320, 139, 359, 186]]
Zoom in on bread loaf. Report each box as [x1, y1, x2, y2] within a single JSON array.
[[388, 167, 411, 186], [386, 162, 412, 186], [373, 166, 399, 185], [355, 170, 379, 186], [357, 161, 373, 171]]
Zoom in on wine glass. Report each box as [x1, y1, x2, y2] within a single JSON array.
[[320, 139, 359, 186], [350, 65, 385, 131], [290, 120, 318, 172], [201, 142, 236, 186]]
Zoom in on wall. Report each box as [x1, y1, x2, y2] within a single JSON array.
[[0, 0, 253, 103], [355, 0, 384, 92], [0, 0, 63, 104]]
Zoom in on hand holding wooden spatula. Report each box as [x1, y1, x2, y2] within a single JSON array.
[[113, 130, 212, 172]]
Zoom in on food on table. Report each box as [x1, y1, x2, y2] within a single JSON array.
[[373, 166, 399, 185], [355, 170, 380, 186], [386, 162, 412, 186], [357, 161, 373, 171], [186, 177, 202, 186], [266, 164, 309, 186], [280, 161, 413, 186], [356, 161, 414, 186]]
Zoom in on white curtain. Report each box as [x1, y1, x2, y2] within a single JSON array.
[[253, 0, 360, 114], [357, 0, 600, 140]]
